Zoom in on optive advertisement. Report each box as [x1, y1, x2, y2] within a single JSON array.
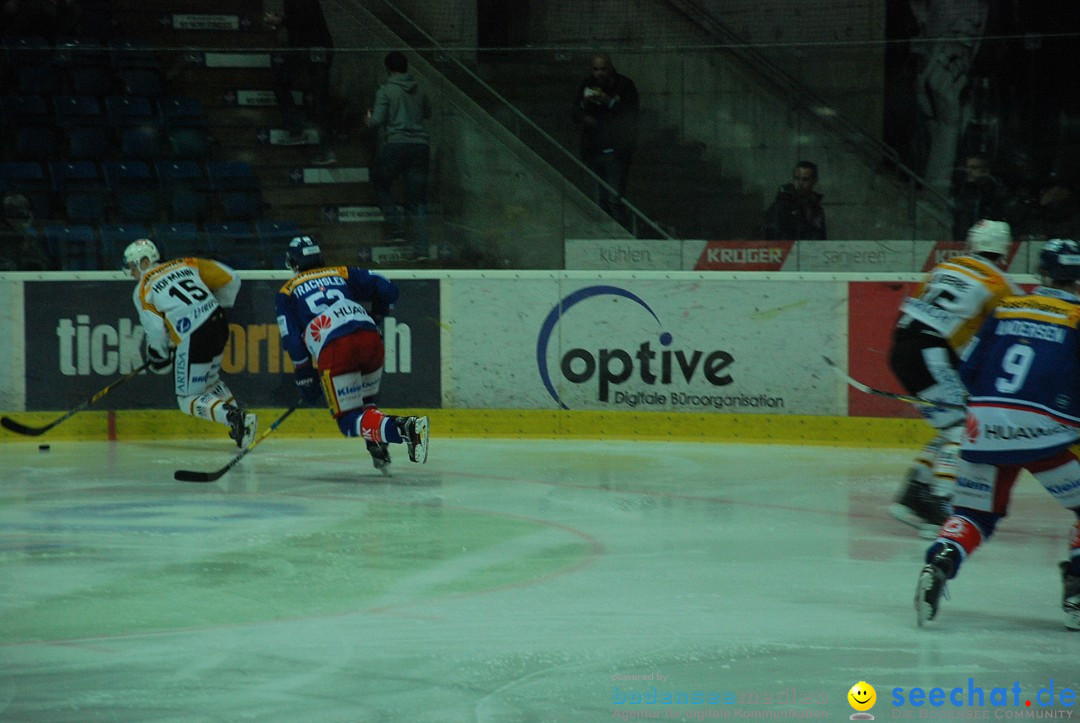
[[20, 278, 441, 410], [445, 277, 846, 415]]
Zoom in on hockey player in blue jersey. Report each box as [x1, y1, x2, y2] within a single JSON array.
[[275, 236, 429, 475], [915, 238, 1080, 630]]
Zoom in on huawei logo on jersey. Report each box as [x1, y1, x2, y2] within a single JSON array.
[[309, 314, 332, 342], [964, 413, 979, 444]]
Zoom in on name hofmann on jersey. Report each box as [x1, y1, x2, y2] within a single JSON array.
[[151, 265, 195, 294]]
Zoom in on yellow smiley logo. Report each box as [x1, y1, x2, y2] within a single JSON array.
[[848, 681, 876, 711]]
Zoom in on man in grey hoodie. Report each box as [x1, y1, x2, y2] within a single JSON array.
[[366, 51, 432, 260]]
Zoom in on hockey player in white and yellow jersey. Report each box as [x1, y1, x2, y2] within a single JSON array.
[[887, 220, 1023, 536], [124, 238, 257, 448]]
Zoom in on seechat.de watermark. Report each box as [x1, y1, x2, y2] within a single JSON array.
[[848, 679, 1075, 720]]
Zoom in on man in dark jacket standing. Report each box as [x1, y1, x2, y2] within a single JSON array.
[[571, 52, 639, 229], [762, 161, 827, 240], [264, 0, 336, 164], [366, 51, 432, 260]]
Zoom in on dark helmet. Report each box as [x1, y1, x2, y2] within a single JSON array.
[[285, 235, 323, 271], [1038, 238, 1080, 283]]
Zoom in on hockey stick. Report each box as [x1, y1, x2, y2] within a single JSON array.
[[174, 403, 300, 483], [1, 360, 154, 436], [821, 355, 965, 410]]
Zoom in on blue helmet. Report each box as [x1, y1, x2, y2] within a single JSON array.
[[285, 235, 324, 271], [1038, 238, 1080, 283]]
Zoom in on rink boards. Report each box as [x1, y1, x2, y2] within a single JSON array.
[[1, 270, 1031, 445]]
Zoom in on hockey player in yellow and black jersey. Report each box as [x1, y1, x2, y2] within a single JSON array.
[[888, 220, 1023, 536], [915, 238, 1080, 630], [124, 238, 257, 448]]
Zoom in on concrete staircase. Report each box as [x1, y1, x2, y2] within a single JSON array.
[[474, 54, 763, 240], [110, 0, 401, 267]]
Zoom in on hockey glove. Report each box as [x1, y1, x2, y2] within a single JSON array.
[[147, 345, 174, 373], [295, 364, 323, 406]]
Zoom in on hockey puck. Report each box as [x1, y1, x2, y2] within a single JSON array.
[[38, 444, 50, 451]]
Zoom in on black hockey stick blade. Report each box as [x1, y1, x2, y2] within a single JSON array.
[[1, 415, 56, 436], [821, 355, 965, 410], [174, 403, 300, 483], [1, 360, 154, 437]]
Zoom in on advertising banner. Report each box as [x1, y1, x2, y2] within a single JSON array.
[[446, 277, 847, 415], [846, 281, 920, 419], [564, 238, 681, 270], [687, 240, 794, 271], [793, 240, 918, 272], [21, 278, 441, 411], [915, 240, 1027, 272], [567, 238, 1046, 274]]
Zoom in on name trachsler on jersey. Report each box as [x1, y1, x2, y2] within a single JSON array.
[[994, 319, 1067, 343]]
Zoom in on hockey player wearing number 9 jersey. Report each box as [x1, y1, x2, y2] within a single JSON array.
[[275, 236, 429, 475], [124, 238, 258, 449], [887, 220, 1023, 536], [915, 238, 1080, 630]]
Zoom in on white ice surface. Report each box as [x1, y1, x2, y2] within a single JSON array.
[[0, 437, 1077, 722]]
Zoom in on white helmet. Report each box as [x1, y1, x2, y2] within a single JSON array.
[[123, 238, 160, 272], [966, 219, 1012, 256]]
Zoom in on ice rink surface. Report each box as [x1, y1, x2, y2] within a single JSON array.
[[1, 436, 1077, 721]]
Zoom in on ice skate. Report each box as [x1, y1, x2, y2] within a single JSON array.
[[1061, 562, 1080, 631], [226, 406, 257, 448], [399, 415, 429, 464], [916, 543, 959, 627], [366, 440, 392, 477], [889, 477, 951, 538]]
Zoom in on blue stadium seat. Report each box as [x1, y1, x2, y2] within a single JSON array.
[[0, 94, 51, 125], [104, 95, 154, 127], [166, 127, 211, 160], [67, 65, 115, 96], [118, 125, 162, 160], [103, 161, 160, 223], [110, 41, 160, 70], [158, 96, 208, 129], [0, 161, 54, 219], [54, 38, 110, 67], [255, 220, 303, 248], [3, 36, 51, 66], [53, 95, 105, 126], [151, 222, 203, 258], [120, 67, 163, 97], [66, 126, 111, 161], [155, 161, 209, 222], [103, 159, 152, 186], [43, 224, 99, 270], [16, 63, 62, 95], [0, 161, 49, 189], [13, 125, 60, 159], [205, 161, 259, 190], [49, 160, 102, 190], [49, 161, 107, 224], [206, 161, 262, 220], [99, 223, 150, 263], [205, 222, 265, 269]]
